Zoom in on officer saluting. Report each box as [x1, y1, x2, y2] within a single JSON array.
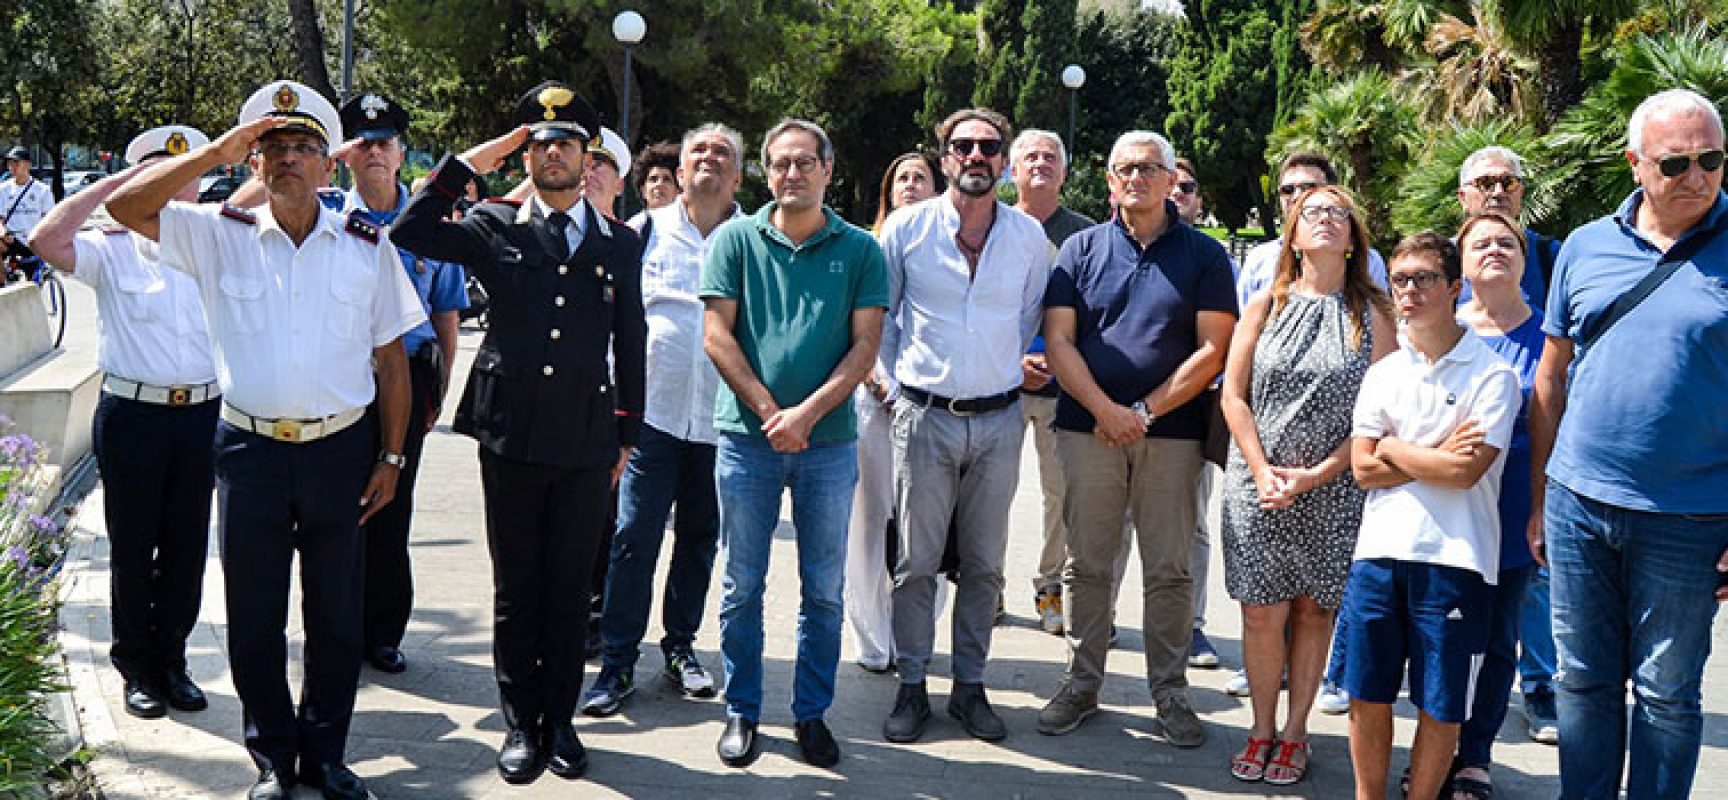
[[107, 81, 426, 800], [29, 126, 219, 722], [331, 92, 469, 677], [392, 81, 645, 786]]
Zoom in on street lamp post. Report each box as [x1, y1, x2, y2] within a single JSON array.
[[1061, 64, 1086, 156], [612, 10, 646, 216], [178, 0, 202, 121]]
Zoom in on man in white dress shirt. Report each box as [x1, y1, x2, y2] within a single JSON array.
[[106, 81, 424, 800]]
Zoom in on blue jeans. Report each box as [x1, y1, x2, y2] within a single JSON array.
[[1459, 564, 1534, 766], [716, 434, 856, 723], [1547, 479, 1728, 799], [598, 424, 719, 669], [1518, 565, 1557, 694]]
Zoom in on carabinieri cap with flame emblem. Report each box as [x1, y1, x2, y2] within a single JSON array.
[[513, 81, 599, 143], [339, 93, 410, 142]]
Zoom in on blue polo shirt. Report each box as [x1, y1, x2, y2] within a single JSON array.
[[1543, 189, 1728, 513], [1479, 312, 1544, 570], [323, 185, 469, 354], [1044, 213, 1237, 439]]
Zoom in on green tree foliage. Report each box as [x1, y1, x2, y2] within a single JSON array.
[[0, 0, 105, 194], [973, 0, 1026, 116], [1273, 0, 1319, 128], [1392, 119, 1555, 235], [973, 0, 1076, 132], [1267, 69, 1421, 247], [1167, 1, 1280, 233], [1070, 7, 1180, 161]]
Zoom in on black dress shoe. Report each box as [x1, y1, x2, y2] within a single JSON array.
[[716, 715, 759, 768], [298, 762, 367, 800], [123, 681, 166, 719], [247, 768, 293, 800], [543, 722, 588, 779], [794, 718, 841, 768], [163, 670, 207, 712], [497, 727, 544, 784], [366, 645, 407, 674]]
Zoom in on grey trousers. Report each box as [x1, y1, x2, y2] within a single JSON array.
[[1058, 431, 1203, 698], [890, 396, 1024, 684]]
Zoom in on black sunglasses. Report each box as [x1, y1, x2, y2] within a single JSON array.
[[1277, 181, 1321, 197], [948, 138, 1004, 158], [1656, 149, 1726, 178], [1175, 180, 1199, 194]]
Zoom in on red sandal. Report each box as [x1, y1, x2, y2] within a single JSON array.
[[1264, 739, 1310, 785], [1229, 737, 1276, 782]]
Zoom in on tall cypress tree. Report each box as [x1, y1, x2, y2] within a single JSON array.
[[1012, 0, 1078, 131], [973, 0, 1027, 115], [1166, 0, 1280, 233]]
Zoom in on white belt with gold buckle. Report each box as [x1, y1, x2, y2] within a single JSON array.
[[103, 375, 219, 407], [220, 404, 365, 444]]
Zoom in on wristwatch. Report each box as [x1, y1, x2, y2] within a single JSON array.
[[1130, 400, 1157, 427], [378, 450, 408, 469]]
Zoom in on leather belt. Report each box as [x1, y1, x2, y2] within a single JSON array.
[[900, 386, 1018, 417], [221, 404, 365, 444], [102, 375, 219, 407]]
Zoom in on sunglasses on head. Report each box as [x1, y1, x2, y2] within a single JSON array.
[[1655, 149, 1726, 178], [948, 138, 1004, 158]]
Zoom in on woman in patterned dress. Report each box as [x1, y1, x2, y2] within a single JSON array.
[[1219, 186, 1396, 784]]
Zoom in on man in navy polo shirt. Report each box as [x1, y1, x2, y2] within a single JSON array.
[[1036, 130, 1236, 747], [1531, 88, 1728, 800]]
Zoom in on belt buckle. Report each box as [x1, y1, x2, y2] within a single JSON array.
[[945, 397, 976, 417], [168, 387, 191, 406], [271, 419, 302, 443]]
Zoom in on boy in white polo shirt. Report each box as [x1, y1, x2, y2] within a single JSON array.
[[1344, 232, 1520, 800]]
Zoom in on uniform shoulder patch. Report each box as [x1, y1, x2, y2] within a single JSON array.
[[345, 211, 381, 244], [219, 204, 257, 225], [317, 187, 346, 212], [486, 197, 524, 207], [100, 224, 130, 236]]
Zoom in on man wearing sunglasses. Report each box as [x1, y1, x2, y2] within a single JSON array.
[[1235, 152, 1388, 311], [879, 108, 1051, 744], [1455, 146, 1562, 314], [1530, 88, 1728, 800]]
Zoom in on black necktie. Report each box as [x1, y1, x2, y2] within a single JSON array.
[[548, 210, 571, 261]]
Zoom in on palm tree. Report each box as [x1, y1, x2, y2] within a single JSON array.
[[1419, 0, 1540, 124], [1392, 119, 1556, 236], [1496, 0, 1638, 125], [1300, 0, 1459, 71]]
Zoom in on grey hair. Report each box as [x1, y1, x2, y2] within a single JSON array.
[[1628, 89, 1725, 156], [1458, 146, 1525, 185], [682, 123, 745, 164], [1107, 131, 1176, 171], [1010, 129, 1068, 167], [760, 118, 833, 170]]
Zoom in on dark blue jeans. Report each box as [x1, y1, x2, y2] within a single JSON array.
[[598, 424, 719, 668], [1547, 479, 1728, 799], [1459, 564, 1535, 766]]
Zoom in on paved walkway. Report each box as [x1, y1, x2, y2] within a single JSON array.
[[53, 318, 1728, 798]]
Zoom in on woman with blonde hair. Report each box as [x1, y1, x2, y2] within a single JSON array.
[[1220, 185, 1396, 785]]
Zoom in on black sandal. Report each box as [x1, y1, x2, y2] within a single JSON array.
[[1401, 756, 1463, 798], [1450, 765, 1493, 800]]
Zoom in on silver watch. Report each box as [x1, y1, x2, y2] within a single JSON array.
[[378, 451, 408, 468], [1130, 400, 1157, 426]]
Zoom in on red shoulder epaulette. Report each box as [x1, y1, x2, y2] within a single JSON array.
[[345, 211, 381, 244], [486, 197, 524, 207], [219, 204, 257, 225], [100, 223, 130, 236]]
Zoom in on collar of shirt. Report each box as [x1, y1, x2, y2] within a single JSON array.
[[1612, 188, 1728, 250], [1109, 204, 1182, 254], [254, 202, 346, 244], [342, 182, 409, 225], [1395, 323, 1484, 366], [751, 202, 844, 250], [666, 198, 744, 246], [524, 194, 609, 245]]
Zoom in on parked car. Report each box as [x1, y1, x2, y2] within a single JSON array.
[[198, 174, 246, 203], [61, 171, 104, 196]]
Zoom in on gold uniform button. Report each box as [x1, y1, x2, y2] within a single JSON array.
[[542, 365, 555, 377], [550, 329, 562, 340], [555, 296, 566, 307]]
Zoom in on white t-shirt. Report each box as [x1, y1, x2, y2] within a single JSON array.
[[1, 178, 55, 240], [1351, 326, 1521, 583]]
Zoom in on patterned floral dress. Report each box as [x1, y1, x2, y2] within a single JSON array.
[[1221, 292, 1374, 608]]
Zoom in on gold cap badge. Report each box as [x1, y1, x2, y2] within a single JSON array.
[[164, 132, 189, 156], [538, 86, 574, 121], [273, 85, 299, 112]]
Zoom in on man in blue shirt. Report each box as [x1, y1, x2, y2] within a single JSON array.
[[334, 93, 469, 675], [1037, 130, 1237, 748], [1530, 88, 1728, 800]]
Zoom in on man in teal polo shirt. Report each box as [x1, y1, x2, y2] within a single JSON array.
[[700, 118, 888, 769]]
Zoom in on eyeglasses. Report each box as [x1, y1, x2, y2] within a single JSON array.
[[1389, 270, 1447, 289], [948, 138, 1004, 158], [1298, 204, 1351, 223], [1655, 149, 1726, 178], [768, 156, 821, 176], [1466, 174, 1522, 192], [1111, 162, 1167, 180], [259, 141, 325, 158], [1277, 181, 1321, 198], [1174, 180, 1199, 194]]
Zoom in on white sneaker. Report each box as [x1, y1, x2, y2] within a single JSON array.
[[1317, 681, 1350, 714], [665, 649, 717, 698], [1224, 669, 1251, 697]]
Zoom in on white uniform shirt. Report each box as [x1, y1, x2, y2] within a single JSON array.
[[638, 199, 741, 444], [1351, 326, 1521, 583], [157, 201, 425, 419], [70, 227, 217, 387], [1, 178, 55, 239], [1237, 237, 1389, 310], [879, 195, 1051, 399]]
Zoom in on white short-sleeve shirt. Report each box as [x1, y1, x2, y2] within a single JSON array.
[[1351, 326, 1521, 583], [70, 227, 217, 387], [156, 201, 426, 419]]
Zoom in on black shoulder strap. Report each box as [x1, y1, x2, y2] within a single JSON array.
[[3, 180, 32, 224], [1577, 223, 1722, 350]]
